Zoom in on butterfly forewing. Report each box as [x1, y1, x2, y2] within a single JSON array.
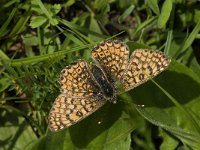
[[121, 49, 171, 91], [91, 40, 129, 80], [59, 60, 98, 97]]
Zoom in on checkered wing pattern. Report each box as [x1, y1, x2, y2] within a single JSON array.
[[91, 40, 129, 80], [91, 41, 170, 92], [59, 60, 97, 97], [49, 40, 171, 131], [121, 49, 171, 91], [48, 60, 106, 131], [49, 94, 105, 131]]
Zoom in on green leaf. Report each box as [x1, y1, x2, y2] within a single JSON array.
[[10, 8, 31, 36], [147, 0, 160, 15], [0, 107, 37, 150], [157, 0, 172, 28], [164, 29, 173, 55], [0, 50, 10, 61], [22, 34, 39, 46], [178, 19, 200, 56], [118, 5, 135, 23], [0, 6, 17, 38], [0, 78, 11, 92], [88, 16, 103, 41], [30, 16, 47, 28], [34, 0, 59, 26], [135, 16, 157, 34], [159, 128, 179, 150], [63, 0, 75, 7], [47, 4, 61, 15], [94, 0, 108, 11]]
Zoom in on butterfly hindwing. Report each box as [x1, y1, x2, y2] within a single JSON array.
[[49, 94, 106, 131]]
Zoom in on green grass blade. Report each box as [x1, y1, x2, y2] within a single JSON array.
[[157, 0, 172, 28], [175, 19, 200, 59], [0, 6, 17, 37], [146, 0, 160, 15], [151, 79, 200, 135]]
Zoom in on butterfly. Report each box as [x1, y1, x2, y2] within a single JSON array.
[[48, 40, 171, 131]]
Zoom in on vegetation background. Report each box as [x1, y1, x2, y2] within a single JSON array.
[[0, 0, 200, 149]]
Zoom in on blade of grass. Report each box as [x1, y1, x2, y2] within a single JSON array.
[[118, 5, 135, 23], [34, 0, 56, 25], [181, 19, 200, 51], [0, 6, 17, 37], [9, 44, 93, 66], [135, 105, 200, 149], [157, 0, 172, 29], [175, 19, 200, 59], [0, 50, 10, 61], [10, 7, 31, 36], [146, 0, 160, 15], [164, 1, 175, 55], [151, 79, 200, 135], [58, 18, 107, 39], [135, 16, 157, 34]]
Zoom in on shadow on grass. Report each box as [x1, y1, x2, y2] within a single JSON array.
[[69, 101, 124, 148]]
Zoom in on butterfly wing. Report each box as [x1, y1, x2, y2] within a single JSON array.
[[91, 40, 171, 92], [91, 40, 129, 81], [49, 60, 106, 131], [48, 94, 105, 131], [121, 49, 171, 91], [59, 60, 99, 97]]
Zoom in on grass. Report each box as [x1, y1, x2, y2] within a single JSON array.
[[0, 0, 200, 150]]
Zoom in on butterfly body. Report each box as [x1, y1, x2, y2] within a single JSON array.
[[91, 65, 116, 103]]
